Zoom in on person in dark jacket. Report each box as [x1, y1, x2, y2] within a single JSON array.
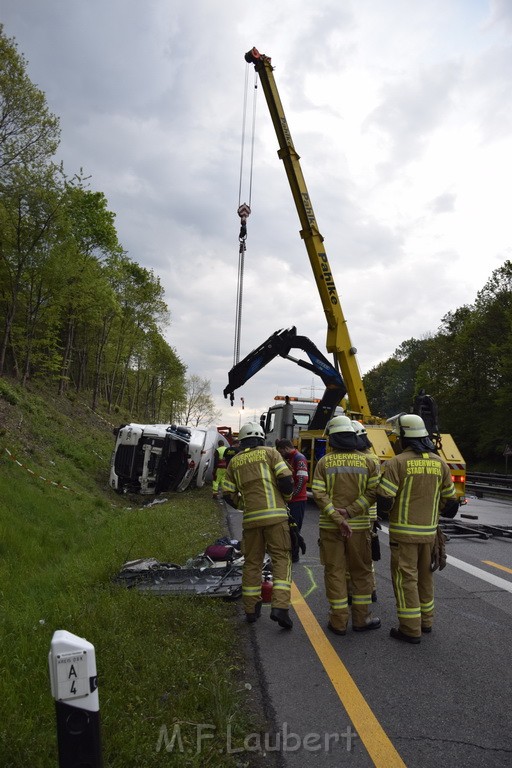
[[223, 439, 241, 466], [276, 438, 308, 562]]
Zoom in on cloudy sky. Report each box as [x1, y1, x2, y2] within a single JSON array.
[[2, 0, 512, 429]]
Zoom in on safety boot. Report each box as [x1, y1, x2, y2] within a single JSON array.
[[327, 622, 346, 636], [390, 627, 421, 644], [270, 607, 293, 629], [353, 617, 381, 632], [245, 601, 262, 624]]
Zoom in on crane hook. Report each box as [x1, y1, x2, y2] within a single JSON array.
[[238, 203, 251, 240]]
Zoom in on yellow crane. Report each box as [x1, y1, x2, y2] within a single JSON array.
[[244, 47, 370, 420], [238, 47, 466, 500]]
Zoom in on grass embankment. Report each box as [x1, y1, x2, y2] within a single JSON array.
[[0, 379, 257, 767]]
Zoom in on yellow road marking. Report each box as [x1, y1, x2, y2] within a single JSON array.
[[290, 583, 406, 768], [482, 560, 512, 575]]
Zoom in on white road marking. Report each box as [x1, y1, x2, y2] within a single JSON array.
[[379, 525, 512, 594]]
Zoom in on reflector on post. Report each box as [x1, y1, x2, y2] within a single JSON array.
[[48, 630, 103, 767]]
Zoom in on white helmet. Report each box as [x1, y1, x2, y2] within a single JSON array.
[[387, 413, 428, 438], [238, 421, 265, 441], [324, 415, 355, 436], [351, 420, 367, 436]]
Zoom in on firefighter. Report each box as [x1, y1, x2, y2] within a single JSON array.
[[351, 421, 380, 600], [275, 438, 309, 562], [377, 413, 458, 644], [312, 415, 380, 636], [222, 422, 295, 629], [212, 440, 228, 499]]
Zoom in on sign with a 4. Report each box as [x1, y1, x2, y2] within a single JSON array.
[[55, 650, 89, 700]]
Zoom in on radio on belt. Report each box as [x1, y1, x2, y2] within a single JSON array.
[[48, 629, 103, 767]]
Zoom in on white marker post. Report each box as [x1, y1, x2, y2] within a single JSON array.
[[48, 630, 103, 767]]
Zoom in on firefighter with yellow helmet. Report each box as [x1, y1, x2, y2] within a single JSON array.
[[222, 422, 295, 629], [312, 415, 381, 636], [377, 413, 458, 644]]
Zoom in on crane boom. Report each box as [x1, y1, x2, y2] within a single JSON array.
[[245, 47, 370, 418], [234, 48, 466, 505]]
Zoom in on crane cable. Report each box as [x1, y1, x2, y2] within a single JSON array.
[[233, 66, 258, 367]]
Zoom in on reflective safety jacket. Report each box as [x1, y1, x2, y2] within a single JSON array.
[[377, 448, 456, 542], [214, 445, 228, 470], [222, 446, 292, 529], [312, 450, 380, 531]]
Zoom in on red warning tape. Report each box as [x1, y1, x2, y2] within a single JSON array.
[[3, 447, 77, 494]]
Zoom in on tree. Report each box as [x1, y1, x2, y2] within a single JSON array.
[[0, 25, 60, 179], [0, 25, 62, 378], [363, 357, 403, 417], [56, 182, 121, 396], [103, 253, 172, 413], [363, 336, 433, 418], [138, 331, 186, 423], [0, 163, 65, 376], [174, 375, 222, 427], [0, 26, 190, 428], [472, 262, 512, 457], [364, 261, 512, 466]]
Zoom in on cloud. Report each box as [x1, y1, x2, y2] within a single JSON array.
[[487, 0, 512, 31], [363, 61, 462, 177], [2, 0, 511, 428], [428, 192, 456, 214]]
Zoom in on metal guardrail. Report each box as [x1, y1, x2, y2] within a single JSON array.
[[465, 472, 512, 499]]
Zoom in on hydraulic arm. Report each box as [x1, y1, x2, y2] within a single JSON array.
[[224, 327, 346, 430]]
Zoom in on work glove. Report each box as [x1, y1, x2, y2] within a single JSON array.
[[371, 521, 381, 561], [439, 498, 459, 520], [430, 526, 447, 571], [288, 514, 306, 555]]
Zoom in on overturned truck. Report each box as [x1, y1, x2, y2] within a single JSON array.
[[110, 423, 228, 495]]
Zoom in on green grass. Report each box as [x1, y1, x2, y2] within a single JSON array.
[[0, 381, 258, 767]]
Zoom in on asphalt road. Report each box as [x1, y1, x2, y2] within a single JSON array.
[[226, 495, 512, 768]]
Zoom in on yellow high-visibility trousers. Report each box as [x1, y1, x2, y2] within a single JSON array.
[[390, 540, 435, 637], [346, 530, 374, 626], [242, 520, 292, 612], [320, 528, 374, 631], [212, 468, 226, 493]]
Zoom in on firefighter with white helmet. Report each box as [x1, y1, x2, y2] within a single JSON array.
[[222, 421, 295, 629], [312, 415, 381, 635], [351, 420, 380, 600], [377, 413, 458, 644]]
